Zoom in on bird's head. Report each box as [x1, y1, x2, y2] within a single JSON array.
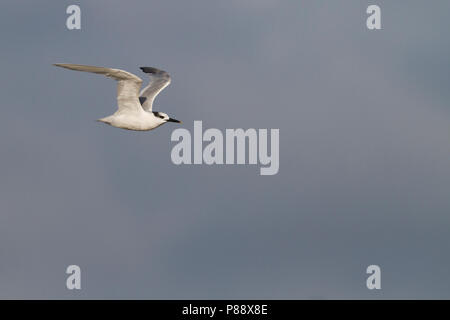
[[153, 112, 181, 124]]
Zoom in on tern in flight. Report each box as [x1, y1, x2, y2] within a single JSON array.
[[53, 63, 181, 131]]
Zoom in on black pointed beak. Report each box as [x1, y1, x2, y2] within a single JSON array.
[[167, 118, 181, 123]]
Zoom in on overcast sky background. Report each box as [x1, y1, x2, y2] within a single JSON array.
[[1, 0, 450, 299]]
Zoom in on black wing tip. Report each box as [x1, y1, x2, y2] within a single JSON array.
[[140, 66, 167, 75], [139, 97, 147, 105]]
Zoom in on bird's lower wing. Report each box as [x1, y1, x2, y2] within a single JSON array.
[[54, 63, 144, 114], [138, 67, 171, 111]]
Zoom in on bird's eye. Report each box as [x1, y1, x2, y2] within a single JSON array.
[[159, 116, 164, 119]]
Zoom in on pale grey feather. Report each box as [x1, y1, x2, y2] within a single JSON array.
[[53, 63, 144, 114], [138, 67, 171, 111]]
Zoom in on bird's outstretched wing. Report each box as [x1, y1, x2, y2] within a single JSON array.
[[138, 67, 171, 111], [53, 63, 144, 114]]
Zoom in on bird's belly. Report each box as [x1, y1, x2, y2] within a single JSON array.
[[109, 114, 161, 131]]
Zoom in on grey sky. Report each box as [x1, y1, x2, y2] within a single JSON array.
[[1, 0, 450, 298]]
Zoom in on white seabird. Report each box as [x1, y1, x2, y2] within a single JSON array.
[[53, 63, 181, 131]]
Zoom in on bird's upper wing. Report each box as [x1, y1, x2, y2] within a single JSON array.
[[53, 63, 144, 114], [138, 67, 171, 111]]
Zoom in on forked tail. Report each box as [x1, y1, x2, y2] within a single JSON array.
[[96, 117, 111, 125]]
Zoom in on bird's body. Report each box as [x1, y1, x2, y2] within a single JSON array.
[[98, 111, 164, 131], [53, 63, 181, 131]]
